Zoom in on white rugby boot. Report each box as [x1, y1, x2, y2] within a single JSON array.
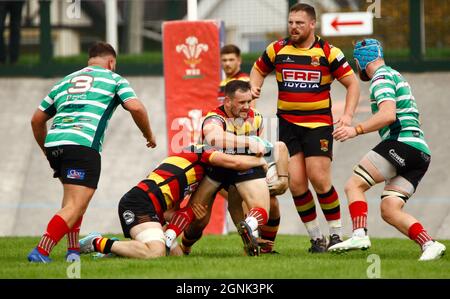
[[328, 235, 371, 252], [419, 241, 446, 261]]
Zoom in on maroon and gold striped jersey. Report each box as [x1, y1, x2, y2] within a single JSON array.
[[254, 36, 353, 128], [217, 71, 250, 103], [138, 145, 217, 211], [202, 105, 263, 139]]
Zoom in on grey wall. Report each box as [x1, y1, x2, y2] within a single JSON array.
[[1, 72, 449, 239]]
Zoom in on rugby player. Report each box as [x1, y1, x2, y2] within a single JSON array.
[[177, 80, 288, 256], [79, 144, 267, 259], [250, 3, 360, 252], [329, 39, 446, 261], [27, 42, 156, 263]]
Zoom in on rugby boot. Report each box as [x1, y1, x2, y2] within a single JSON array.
[[419, 241, 446, 261], [327, 234, 343, 249], [328, 235, 371, 252], [27, 247, 52, 263], [237, 220, 259, 256], [79, 232, 102, 254], [308, 236, 327, 253]]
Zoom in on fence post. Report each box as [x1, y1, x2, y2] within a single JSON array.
[[288, 0, 297, 9], [410, 0, 424, 63], [39, 0, 52, 64]]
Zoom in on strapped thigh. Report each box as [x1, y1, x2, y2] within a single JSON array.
[[353, 150, 396, 187], [382, 175, 414, 203], [135, 227, 165, 245]]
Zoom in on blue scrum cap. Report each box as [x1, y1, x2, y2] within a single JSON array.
[[353, 39, 384, 71]]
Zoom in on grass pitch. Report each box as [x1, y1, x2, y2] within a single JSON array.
[[0, 234, 448, 279]]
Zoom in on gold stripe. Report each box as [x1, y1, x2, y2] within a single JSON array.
[[266, 43, 276, 62], [292, 122, 330, 129], [99, 238, 107, 252], [321, 74, 332, 84], [220, 76, 250, 86], [148, 172, 174, 206], [164, 156, 192, 170], [328, 47, 341, 62], [278, 46, 325, 57], [163, 192, 173, 210], [319, 200, 340, 210], [208, 151, 218, 164], [276, 71, 282, 82], [296, 200, 316, 212], [340, 70, 354, 78], [148, 172, 165, 183], [278, 99, 330, 111]]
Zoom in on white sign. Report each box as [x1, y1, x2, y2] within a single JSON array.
[[321, 12, 373, 36]]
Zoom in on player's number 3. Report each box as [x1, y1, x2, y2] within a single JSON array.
[[68, 75, 94, 94]]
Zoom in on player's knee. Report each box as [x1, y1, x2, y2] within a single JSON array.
[[380, 191, 408, 224], [289, 175, 308, 194], [309, 175, 331, 194], [308, 173, 331, 194], [135, 227, 166, 259], [380, 198, 397, 224], [344, 175, 369, 194], [350, 164, 376, 189]]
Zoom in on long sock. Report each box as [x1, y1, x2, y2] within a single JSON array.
[[259, 217, 280, 253], [317, 186, 342, 237], [37, 214, 70, 256], [67, 216, 83, 252], [245, 207, 268, 232], [293, 190, 317, 223], [349, 201, 368, 237], [93, 237, 116, 254], [259, 217, 280, 242], [167, 206, 196, 236], [181, 230, 202, 250], [304, 218, 322, 240], [408, 222, 433, 250], [293, 190, 321, 239]]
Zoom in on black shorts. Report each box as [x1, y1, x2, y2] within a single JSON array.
[[278, 116, 333, 159], [118, 186, 164, 238], [372, 140, 430, 190], [206, 165, 266, 190], [45, 145, 101, 189]]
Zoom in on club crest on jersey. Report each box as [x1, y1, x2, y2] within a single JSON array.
[[66, 169, 85, 180], [320, 139, 329, 152], [311, 56, 321, 66]]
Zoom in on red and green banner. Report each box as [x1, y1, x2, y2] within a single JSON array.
[[163, 20, 226, 234]]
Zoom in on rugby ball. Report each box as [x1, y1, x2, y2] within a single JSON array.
[[266, 162, 278, 185]]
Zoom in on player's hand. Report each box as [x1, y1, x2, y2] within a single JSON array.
[[332, 126, 357, 142], [146, 133, 156, 148], [256, 237, 274, 250], [191, 203, 208, 220], [251, 86, 261, 99], [268, 177, 289, 196], [335, 114, 353, 128]]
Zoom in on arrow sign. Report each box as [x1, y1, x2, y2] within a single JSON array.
[[331, 18, 364, 31], [322, 12, 373, 36]]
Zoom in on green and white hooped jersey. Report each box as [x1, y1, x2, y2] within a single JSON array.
[[369, 65, 430, 155], [39, 66, 137, 152]]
